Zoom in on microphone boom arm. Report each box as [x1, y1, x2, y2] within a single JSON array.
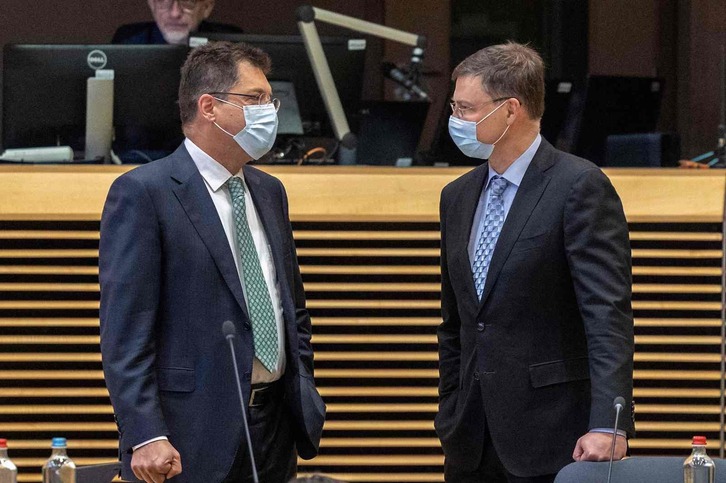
[[296, 4, 427, 150]]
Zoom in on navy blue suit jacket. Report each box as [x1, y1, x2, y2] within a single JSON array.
[[99, 144, 325, 482], [435, 139, 634, 477]]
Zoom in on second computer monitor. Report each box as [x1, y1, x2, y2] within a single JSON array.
[[570, 75, 664, 165], [192, 33, 367, 139]]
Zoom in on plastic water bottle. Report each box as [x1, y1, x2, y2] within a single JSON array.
[[0, 439, 17, 483], [683, 435, 715, 483], [42, 438, 76, 483]]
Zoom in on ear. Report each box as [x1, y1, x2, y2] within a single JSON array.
[[505, 97, 523, 124], [198, 94, 217, 122], [201, 0, 214, 19]]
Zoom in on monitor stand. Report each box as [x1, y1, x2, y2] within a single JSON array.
[[85, 76, 114, 163]]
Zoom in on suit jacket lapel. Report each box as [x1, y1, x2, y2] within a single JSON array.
[[477, 140, 555, 313], [451, 164, 489, 308], [169, 145, 250, 319]]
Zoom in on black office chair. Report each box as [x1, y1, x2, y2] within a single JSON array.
[[76, 462, 121, 483], [555, 457, 726, 483], [603, 132, 680, 167]]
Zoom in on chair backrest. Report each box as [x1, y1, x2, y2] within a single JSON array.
[[555, 457, 726, 483], [603, 132, 681, 168], [76, 462, 121, 483]]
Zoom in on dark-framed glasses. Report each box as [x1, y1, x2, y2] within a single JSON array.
[[152, 0, 201, 13], [209, 92, 281, 112]]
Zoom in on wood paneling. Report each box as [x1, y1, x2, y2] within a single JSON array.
[[0, 165, 725, 481], [588, 0, 659, 77]]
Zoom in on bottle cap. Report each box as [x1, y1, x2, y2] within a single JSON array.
[[0, 439, 6, 448], [51, 437, 67, 448], [693, 435, 707, 446]]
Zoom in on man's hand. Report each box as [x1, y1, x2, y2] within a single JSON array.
[[131, 440, 182, 483], [572, 432, 627, 462]]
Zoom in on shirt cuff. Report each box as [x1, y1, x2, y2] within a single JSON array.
[[132, 436, 168, 452], [590, 428, 627, 438]]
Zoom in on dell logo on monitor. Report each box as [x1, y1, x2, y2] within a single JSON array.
[[87, 50, 108, 70]]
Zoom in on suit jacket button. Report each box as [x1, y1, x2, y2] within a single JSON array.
[[477, 322, 485, 332], [474, 371, 480, 381], [243, 322, 251, 331]]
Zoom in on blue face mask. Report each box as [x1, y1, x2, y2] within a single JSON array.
[[214, 99, 279, 160], [448, 101, 509, 159]]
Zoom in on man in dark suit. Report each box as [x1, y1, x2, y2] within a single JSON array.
[[99, 41, 325, 483], [435, 42, 634, 482], [112, 0, 241, 45]]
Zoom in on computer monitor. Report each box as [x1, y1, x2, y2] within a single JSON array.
[[565, 75, 664, 165], [2, 44, 189, 161], [355, 100, 429, 165], [190, 33, 366, 139]]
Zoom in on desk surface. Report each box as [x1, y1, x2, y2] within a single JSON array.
[[0, 165, 724, 223]]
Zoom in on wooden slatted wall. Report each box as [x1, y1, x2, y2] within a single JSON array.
[[0, 166, 724, 482]]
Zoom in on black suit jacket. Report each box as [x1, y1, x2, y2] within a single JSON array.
[[99, 144, 325, 482], [111, 21, 241, 44], [435, 138, 634, 477]]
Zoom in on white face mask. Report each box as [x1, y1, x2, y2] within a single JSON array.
[[448, 100, 509, 159], [213, 99, 279, 160]]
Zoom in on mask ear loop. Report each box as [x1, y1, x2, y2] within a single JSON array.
[[214, 121, 235, 137], [492, 124, 510, 145], [475, 99, 508, 126], [211, 96, 246, 137]]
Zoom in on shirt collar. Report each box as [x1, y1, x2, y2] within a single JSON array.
[[486, 134, 541, 189], [184, 138, 244, 192]]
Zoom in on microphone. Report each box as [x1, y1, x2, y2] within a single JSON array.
[[606, 396, 626, 483], [382, 62, 428, 100], [222, 321, 259, 483]]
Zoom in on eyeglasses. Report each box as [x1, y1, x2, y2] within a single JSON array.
[[152, 0, 201, 13], [450, 97, 510, 117], [209, 92, 281, 112]]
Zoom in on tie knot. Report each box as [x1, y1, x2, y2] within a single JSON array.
[[490, 176, 508, 196], [227, 176, 245, 198]]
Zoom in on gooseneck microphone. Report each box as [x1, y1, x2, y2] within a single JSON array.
[[222, 320, 259, 483], [606, 396, 626, 483], [381, 62, 429, 100]]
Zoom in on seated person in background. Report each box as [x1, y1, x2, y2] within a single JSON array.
[[112, 0, 241, 45]]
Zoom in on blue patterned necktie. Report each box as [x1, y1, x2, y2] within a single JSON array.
[[227, 176, 279, 372], [472, 176, 509, 300]]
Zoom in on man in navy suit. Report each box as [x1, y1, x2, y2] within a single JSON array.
[[435, 42, 634, 482], [99, 41, 325, 483], [112, 0, 241, 45]]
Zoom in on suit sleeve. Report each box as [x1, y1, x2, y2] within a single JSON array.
[[278, 180, 314, 376], [437, 188, 462, 398], [563, 168, 635, 436], [99, 174, 169, 452]]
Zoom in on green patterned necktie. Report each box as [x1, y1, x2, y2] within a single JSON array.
[[226, 176, 279, 372]]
